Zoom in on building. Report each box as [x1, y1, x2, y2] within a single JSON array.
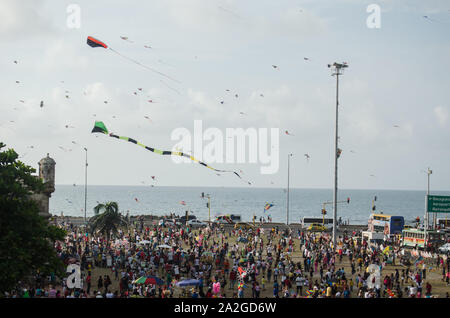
[[31, 153, 56, 220]]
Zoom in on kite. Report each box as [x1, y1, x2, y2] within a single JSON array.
[[260, 94, 264, 97], [180, 201, 186, 206], [86, 36, 179, 83], [304, 57, 310, 61], [304, 154, 310, 162], [91, 121, 250, 183], [235, 94, 239, 98], [220, 101, 224, 104], [14, 60, 18, 64], [120, 36, 133, 43], [40, 101, 44, 108], [15, 81, 20, 84], [239, 112, 247, 116], [19, 100, 24, 103], [393, 125, 400, 128], [285, 130, 294, 136], [272, 65, 278, 69], [138, 88, 143, 91], [135, 197, 139, 202], [264, 203, 274, 211], [144, 116, 152, 122], [144, 45, 152, 49], [337, 148, 342, 158], [151, 176, 156, 180]]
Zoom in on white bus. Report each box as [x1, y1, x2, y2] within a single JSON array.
[[301, 216, 334, 229]]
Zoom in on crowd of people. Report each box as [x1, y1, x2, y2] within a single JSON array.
[[3, 217, 450, 298]]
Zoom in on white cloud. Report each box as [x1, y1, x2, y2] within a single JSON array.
[[434, 106, 449, 126], [0, 0, 56, 41]]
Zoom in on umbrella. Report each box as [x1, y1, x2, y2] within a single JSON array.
[[133, 275, 164, 285], [145, 276, 164, 285], [176, 279, 201, 287], [157, 244, 172, 249], [133, 276, 147, 284]]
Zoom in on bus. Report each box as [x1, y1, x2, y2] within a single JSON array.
[[368, 213, 404, 235], [301, 216, 334, 229], [437, 218, 450, 229], [402, 228, 445, 249]]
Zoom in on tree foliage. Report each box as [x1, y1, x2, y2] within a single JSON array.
[[90, 201, 128, 242], [0, 142, 66, 293]]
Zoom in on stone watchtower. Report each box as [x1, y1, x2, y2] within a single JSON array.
[[33, 153, 56, 219]]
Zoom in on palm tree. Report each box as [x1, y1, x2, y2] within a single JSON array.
[[89, 201, 128, 242]]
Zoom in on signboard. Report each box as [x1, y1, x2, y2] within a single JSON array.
[[427, 195, 450, 213]]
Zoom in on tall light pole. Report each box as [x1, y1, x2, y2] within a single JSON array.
[[328, 62, 348, 250], [84, 147, 88, 225], [287, 153, 293, 225]]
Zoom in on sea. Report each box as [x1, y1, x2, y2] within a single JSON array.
[[51, 186, 450, 225]]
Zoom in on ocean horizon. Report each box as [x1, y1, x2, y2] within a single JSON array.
[[50, 185, 450, 225]]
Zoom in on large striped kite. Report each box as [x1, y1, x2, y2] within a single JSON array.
[[91, 121, 250, 184]]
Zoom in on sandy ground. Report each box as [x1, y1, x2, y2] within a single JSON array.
[[84, 228, 450, 298]]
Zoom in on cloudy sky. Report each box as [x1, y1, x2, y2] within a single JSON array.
[[1, 0, 450, 190]]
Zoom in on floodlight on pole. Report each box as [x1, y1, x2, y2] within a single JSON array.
[[328, 61, 348, 251]]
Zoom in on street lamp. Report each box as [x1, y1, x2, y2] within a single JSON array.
[[328, 62, 348, 250], [84, 147, 88, 225], [423, 167, 432, 231], [287, 153, 293, 226]]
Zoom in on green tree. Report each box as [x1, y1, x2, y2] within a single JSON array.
[[90, 201, 128, 242], [0, 142, 66, 293]]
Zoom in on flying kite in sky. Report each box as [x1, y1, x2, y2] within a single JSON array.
[[91, 121, 250, 184], [272, 65, 278, 69], [304, 154, 310, 162], [393, 125, 400, 128], [40, 101, 44, 108], [120, 36, 133, 43], [13, 60, 18, 64], [87, 36, 179, 83], [285, 130, 294, 136]]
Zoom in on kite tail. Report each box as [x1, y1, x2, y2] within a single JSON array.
[[108, 47, 181, 84], [107, 132, 250, 184]]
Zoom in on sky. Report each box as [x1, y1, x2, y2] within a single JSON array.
[[1, 0, 450, 191]]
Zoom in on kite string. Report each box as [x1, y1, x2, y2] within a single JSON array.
[[108, 47, 181, 84]]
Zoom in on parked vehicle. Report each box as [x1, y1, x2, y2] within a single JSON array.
[[438, 243, 450, 254], [187, 219, 207, 228], [307, 223, 327, 232]]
